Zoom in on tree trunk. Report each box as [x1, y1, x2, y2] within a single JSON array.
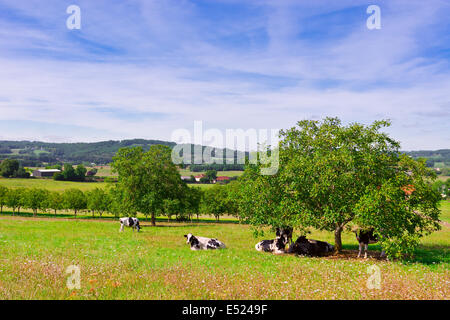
[[334, 226, 343, 253], [151, 212, 156, 226], [55, 209, 57, 216]]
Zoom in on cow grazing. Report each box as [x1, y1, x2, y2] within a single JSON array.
[[354, 228, 386, 258], [119, 217, 140, 232], [255, 227, 292, 254], [287, 236, 334, 257], [184, 233, 226, 250]]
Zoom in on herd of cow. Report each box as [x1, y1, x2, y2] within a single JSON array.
[[119, 217, 384, 258]]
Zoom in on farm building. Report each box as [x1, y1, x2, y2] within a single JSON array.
[[194, 174, 205, 182], [180, 176, 192, 181], [214, 176, 231, 184], [32, 169, 61, 178]]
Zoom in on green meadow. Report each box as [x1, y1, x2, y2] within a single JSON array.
[[0, 178, 108, 192], [0, 208, 448, 300]]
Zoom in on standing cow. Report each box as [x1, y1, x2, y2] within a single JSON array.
[[354, 228, 386, 258], [119, 217, 141, 232]]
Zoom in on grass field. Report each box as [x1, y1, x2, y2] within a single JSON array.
[[178, 169, 244, 178], [0, 177, 218, 191], [0, 210, 448, 299], [0, 178, 108, 192], [440, 201, 450, 224]]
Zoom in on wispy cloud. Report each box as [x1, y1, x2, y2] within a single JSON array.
[[0, 0, 449, 150]]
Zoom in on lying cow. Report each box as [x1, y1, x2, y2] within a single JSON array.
[[119, 217, 140, 232], [287, 236, 334, 257], [255, 227, 292, 254], [354, 228, 386, 258], [184, 233, 226, 250]]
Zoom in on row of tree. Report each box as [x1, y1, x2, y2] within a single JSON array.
[[0, 183, 237, 222]]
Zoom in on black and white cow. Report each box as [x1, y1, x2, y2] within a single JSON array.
[[184, 233, 226, 250], [255, 227, 292, 254], [354, 228, 386, 258], [119, 217, 140, 232], [287, 236, 334, 257]]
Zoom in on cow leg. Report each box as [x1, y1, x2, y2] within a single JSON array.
[[358, 243, 362, 258], [364, 244, 368, 259], [119, 224, 124, 232]]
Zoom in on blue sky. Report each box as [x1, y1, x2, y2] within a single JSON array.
[[0, 0, 449, 150]]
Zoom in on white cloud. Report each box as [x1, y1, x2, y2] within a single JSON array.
[[0, 0, 448, 150]]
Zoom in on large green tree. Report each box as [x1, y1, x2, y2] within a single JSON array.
[[236, 118, 441, 258], [111, 145, 187, 226]]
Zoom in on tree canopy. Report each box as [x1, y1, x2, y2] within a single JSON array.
[[235, 118, 442, 258], [111, 145, 187, 226]]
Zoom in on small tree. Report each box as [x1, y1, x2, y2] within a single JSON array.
[[75, 165, 87, 182], [0, 186, 8, 214], [6, 188, 25, 215], [63, 188, 87, 217], [0, 159, 19, 178], [47, 191, 64, 216], [87, 188, 108, 217], [63, 164, 76, 181], [24, 188, 49, 217], [205, 170, 218, 183], [106, 186, 125, 218], [183, 186, 203, 222], [162, 199, 182, 222], [201, 185, 233, 222]]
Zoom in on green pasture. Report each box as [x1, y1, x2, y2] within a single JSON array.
[[0, 178, 108, 192], [0, 216, 448, 300]]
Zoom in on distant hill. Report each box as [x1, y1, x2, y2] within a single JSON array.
[[0, 139, 248, 168], [402, 149, 450, 168], [0, 139, 447, 169]]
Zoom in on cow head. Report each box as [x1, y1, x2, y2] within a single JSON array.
[[184, 233, 194, 244], [275, 227, 293, 244]]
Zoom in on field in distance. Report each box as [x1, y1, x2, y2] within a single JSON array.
[[0, 177, 216, 191]]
